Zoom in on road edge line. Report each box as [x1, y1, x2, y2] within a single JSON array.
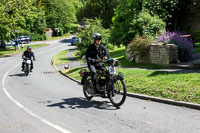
[[51, 59, 200, 110], [1, 53, 72, 133]]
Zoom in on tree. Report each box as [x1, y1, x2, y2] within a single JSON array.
[[0, 0, 39, 48], [44, 0, 77, 35], [77, 0, 119, 28], [110, 0, 142, 46]]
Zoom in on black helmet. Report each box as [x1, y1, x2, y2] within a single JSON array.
[[92, 33, 102, 40], [27, 46, 32, 50]]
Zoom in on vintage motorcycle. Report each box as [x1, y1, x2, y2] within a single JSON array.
[[22, 57, 32, 76], [80, 59, 127, 107]]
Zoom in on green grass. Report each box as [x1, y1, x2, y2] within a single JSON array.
[[194, 42, 200, 53], [61, 66, 86, 81], [0, 44, 48, 57], [61, 66, 200, 104], [52, 50, 69, 65], [46, 33, 71, 41]]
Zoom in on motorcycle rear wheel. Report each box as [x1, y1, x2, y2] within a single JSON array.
[[83, 78, 93, 100], [109, 78, 127, 107]]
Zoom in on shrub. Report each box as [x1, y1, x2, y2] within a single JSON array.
[[133, 11, 166, 39], [156, 31, 194, 62], [111, 11, 165, 46], [127, 35, 152, 58], [194, 30, 200, 43], [77, 18, 110, 56]]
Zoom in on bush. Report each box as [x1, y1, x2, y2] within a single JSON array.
[[194, 30, 200, 43], [133, 11, 166, 39], [111, 11, 165, 46], [127, 35, 152, 58], [156, 31, 194, 62], [69, 24, 80, 33], [77, 18, 110, 56], [30, 33, 46, 41]]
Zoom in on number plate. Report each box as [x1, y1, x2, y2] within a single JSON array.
[[27, 60, 31, 64], [109, 66, 116, 74]]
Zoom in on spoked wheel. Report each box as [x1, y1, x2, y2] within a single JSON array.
[[109, 78, 127, 107], [24, 66, 29, 76], [83, 78, 93, 100]]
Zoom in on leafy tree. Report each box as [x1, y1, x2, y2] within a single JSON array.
[[77, 18, 110, 56], [77, 0, 119, 28], [143, 0, 196, 30], [110, 0, 142, 46], [44, 0, 77, 35], [0, 0, 41, 48]]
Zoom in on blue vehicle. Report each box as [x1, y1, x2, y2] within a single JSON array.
[[71, 37, 79, 45], [17, 36, 31, 44], [5, 41, 16, 46]]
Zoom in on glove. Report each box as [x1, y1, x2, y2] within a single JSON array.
[[108, 58, 112, 61], [95, 59, 101, 63]]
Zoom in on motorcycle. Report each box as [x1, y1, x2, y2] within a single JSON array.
[[80, 59, 127, 107], [23, 57, 32, 76]]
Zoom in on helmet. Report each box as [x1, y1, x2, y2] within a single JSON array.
[[92, 33, 102, 40], [27, 46, 32, 50]]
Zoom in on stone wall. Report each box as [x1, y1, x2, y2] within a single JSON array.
[[126, 44, 178, 65], [150, 44, 178, 65]]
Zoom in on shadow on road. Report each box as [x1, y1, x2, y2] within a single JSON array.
[[9, 73, 26, 77], [59, 39, 71, 44], [47, 97, 119, 110]]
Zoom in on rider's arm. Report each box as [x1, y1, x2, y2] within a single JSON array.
[[102, 45, 110, 59], [22, 51, 25, 59], [86, 45, 96, 63]]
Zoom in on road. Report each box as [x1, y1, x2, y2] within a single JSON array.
[[0, 37, 200, 133]]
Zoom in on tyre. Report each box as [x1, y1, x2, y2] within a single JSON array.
[[83, 78, 93, 100], [109, 78, 127, 107], [24, 64, 29, 76]]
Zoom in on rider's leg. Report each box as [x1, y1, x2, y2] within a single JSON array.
[[22, 62, 25, 71], [30, 60, 33, 71], [88, 64, 97, 93]]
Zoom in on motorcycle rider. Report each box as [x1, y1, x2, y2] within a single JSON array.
[[22, 46, 35, 72], [86, 33, 110, 94]]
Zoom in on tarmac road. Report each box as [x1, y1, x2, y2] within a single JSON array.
[[0, 37, 200, 133]]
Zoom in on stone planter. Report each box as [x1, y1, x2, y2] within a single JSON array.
[[126, 44, 178, 65]]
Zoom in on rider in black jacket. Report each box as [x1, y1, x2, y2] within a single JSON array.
[[86, 33, 110, 94], [22, 46, 35, 72]]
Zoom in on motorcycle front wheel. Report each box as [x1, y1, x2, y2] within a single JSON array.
[[109, 78, 127, 107], [24, 65, 29, 76]]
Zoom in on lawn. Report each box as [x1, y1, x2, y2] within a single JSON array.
[[61, 66, 200, 104], [0, 43, 48, 57], [52, 49, 69, 65], [194, 42, 200, 53]]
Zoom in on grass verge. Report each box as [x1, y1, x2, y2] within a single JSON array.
[[0, 43, 48, 57], [61, 66, 200, 104], [52, 49, 69, 65], [194, 42, 200, 54]]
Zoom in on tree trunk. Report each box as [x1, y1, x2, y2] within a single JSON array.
[[0, 40, 6, 49]]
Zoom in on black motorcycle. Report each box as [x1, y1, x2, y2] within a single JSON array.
[[22, 57, 32, 76], [80, 59, 127, 107]]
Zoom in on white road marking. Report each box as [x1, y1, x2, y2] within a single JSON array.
[[1, 48, 72, 133]]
